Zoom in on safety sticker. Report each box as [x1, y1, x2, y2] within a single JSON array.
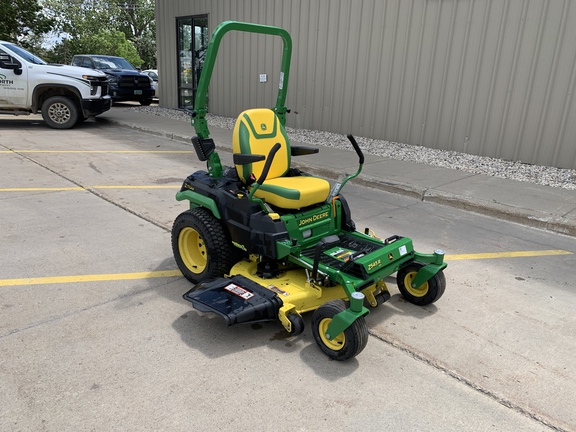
[[266, 285, 289, 297], [224, 283, 254, 300], [399, 245, 408, 256]]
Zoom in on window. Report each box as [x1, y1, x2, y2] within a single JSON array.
[[81, 57, 94, 68], [0, 49, 12, 63], [176, 15, 208, 109], [2, 43, 45, 65]]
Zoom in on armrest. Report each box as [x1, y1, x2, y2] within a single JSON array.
[[291, 146, 319, 156], [233, 153, 266, 165]]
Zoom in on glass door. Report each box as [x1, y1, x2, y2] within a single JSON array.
[[177, 15, 208, 109]]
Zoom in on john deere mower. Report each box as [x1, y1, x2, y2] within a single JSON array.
[[172, 21, 447, 361]]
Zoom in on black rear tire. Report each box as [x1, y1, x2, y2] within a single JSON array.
[[171, 208, 241, 283], [76, 115, 89, 125]]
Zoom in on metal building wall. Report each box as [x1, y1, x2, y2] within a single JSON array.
[[156, 0, 576, 169]]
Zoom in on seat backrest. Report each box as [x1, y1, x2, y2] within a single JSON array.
[[232, 109, 291, 183]]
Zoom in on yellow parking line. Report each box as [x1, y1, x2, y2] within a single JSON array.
[[94, 185, 180, 189], [0, 150, 194, 154], [0, 250, 572, 287], [0, 270, 182, 287], [445, 249, 572, 260], [0, 187, 86, 192], [0, 185, 180, 192]]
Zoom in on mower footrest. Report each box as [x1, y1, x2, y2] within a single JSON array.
[[183, 275, 282, 325]]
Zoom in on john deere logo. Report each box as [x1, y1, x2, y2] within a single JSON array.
[[260, 123, 267, 131], [298, 210, 329, 227]]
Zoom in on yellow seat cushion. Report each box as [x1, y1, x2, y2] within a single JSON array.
[[251, 176, 331, 209], [233, 108, 330, 209]]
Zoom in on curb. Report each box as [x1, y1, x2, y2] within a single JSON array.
[[300, 164, 576, 238]]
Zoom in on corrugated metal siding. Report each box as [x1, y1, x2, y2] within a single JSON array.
[[156, 0, 576, 169]]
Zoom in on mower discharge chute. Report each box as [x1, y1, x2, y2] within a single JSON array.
[[172, 21, 447, 361]]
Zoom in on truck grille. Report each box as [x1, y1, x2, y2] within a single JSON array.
[[118, 76, 151, 89], [99, 77, 109, 95]]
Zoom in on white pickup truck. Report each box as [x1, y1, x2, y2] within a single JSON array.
[[0, 41, 112, 129]]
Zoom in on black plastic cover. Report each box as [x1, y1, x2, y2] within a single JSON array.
[[191, 136, 215, 161], [290, 146, 319, 156], [183, 275, 283, 325]]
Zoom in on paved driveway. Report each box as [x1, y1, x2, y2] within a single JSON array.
[[1, 115, 574, 431]]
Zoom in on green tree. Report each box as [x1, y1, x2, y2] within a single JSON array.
[[0, 0, 54, 44], [70, 30, 143, 66], [116, 0, 156, 68], [43, 0, 155, 68]]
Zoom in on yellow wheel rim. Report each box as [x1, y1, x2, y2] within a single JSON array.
[[404, 271, 429, 297], [318, 318, 345, 351], [178, 227, 207, 273]]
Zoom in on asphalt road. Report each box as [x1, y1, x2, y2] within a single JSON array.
[[1, 113, 575, 431]]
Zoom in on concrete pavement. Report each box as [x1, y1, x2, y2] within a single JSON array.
[[2, 114, 576, 431]]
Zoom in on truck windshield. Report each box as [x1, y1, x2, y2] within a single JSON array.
[[4, 43, 47, 65], [91, 56, 136, 70]]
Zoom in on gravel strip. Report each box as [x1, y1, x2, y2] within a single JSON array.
[[131, 106, 576, 190]]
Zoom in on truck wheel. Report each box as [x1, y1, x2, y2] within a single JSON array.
[[397, 263, 446, 306], [172, 208, 241, 284], [41, 96, 79, 129], [76, 115, 89, 125], [311, 299, 368, 361]]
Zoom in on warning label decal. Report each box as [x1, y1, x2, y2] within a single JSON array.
[[224, 283, 255, 300], [266, 285, 289, 297]]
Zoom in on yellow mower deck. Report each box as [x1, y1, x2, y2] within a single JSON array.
[[230, 256, 388, 333]]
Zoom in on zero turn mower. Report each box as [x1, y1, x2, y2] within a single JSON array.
[[172, 21, 447, 360]]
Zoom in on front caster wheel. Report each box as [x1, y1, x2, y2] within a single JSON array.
[[311, 300, 368, 361], [287, 313, 304, 335], [397, 263, 446, 306]]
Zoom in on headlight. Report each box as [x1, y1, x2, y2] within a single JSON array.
[[82, 74, 108, 96]]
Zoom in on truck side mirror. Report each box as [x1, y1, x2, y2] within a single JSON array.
[[0, 58, 22, 75]]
